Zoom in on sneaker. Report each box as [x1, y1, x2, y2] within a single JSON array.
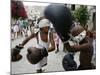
[[36, 69, 45, 73], [55, 50, 59, 53]]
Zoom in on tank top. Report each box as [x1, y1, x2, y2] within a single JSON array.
[[34, 31, 50, 69], [35, 31, 50, 51]]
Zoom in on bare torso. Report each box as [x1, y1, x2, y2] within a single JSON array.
[[40, 32, 48, 42], [79, 38, 93, 66], [69, 25, 94, 69]]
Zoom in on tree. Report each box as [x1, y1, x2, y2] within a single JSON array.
[[11, 1, 27, 19], [73, 5, 90, 27]]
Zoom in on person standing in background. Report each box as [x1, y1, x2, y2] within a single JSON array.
[[54, 33, 60, 53], [13, 22, 19, 39]]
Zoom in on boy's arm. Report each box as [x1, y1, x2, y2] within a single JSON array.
[[65, 43, 91, 52], [48, 33, 55, 52], [20, 33, 36, 46], [65, 37, 93, 52]]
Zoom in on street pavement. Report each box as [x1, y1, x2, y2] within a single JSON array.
[[11, 37, 80, 74]]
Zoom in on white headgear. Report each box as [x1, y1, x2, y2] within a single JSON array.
[[68, 30, 86, 46], [63, 30, 86, 46], [38, 19, 50, 28]]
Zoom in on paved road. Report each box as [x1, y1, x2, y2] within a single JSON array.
[[11, 37, 80, 74]]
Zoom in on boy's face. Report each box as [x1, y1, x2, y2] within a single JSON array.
[[70, 25, 84, 37], [40, 26, 49, 34]]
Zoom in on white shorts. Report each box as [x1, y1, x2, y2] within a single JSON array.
[[13, 25, 19, 32], [34, 44, 48, 70], [35, 57, 47, 70]]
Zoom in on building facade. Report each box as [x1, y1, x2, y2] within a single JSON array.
[[23, 3, 96, 31], [66, 4, 96, 30]]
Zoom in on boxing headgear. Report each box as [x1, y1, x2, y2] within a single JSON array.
[[38, 19, 50, 28]]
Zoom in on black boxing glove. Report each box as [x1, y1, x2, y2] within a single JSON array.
[[12, 45, 23, 55], [62, 53, 77, 71], [41, 47, 48, 57], [15, 45, 23, 50], [11, 44, 23, 62], [26, 47, 44, 64]]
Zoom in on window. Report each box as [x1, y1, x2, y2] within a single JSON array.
[[71, 5, 75, 11]]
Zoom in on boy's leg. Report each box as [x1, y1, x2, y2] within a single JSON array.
[[35, 61, 44, 73], [63, 44, 67, 52], [55, 44, 59, 53], [15, 32, 17, 39], [36, 55, 47, 73]]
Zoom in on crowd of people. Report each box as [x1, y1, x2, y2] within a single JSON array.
[[11, 17, 35, 40]]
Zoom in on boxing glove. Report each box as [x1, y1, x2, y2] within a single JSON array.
[[11, 45, 23, 62], [41, 47, 48, 57], [62, 53, 77, 71]]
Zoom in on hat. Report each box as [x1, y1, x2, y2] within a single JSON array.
[[38, 19, 50, 28]]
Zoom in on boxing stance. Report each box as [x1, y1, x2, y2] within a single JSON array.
[[65, 25, 95, 70], [12, 18, 55, 73], [44, 4, 95, 70]]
